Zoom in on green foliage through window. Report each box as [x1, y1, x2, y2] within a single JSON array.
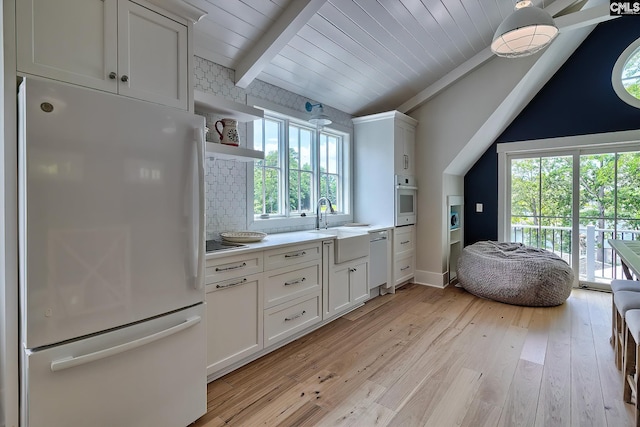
[[510, 151, 640, 262], [253, 115, 344, 218], [622, 47, 640, 101]]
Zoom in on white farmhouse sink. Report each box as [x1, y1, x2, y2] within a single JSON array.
[[310, 228, 370, 263]]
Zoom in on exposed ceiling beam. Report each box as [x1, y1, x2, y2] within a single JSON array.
[[234, 0, 327, 88], [396, 47, 493, 115], [554, 3, 617, 31], [398, 1, 615, 115]]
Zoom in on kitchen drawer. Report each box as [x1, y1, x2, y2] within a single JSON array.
[[264, 293, 321, 347], [394, 225, 415, 255], [264, 261, 321, 309], [206, 252, 263, 284], [23, 304, 205, 427], [263, 242, 321, 271], [394, 253, 415, 285]]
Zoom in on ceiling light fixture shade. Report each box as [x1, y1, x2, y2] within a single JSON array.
[[491, 1, 558, 58], [305, 102, 332, 127]]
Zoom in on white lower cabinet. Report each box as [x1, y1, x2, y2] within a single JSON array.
[[264, 294, 321, 347], [263, 261, 321, 309], [327, 263, 351, 315], [394, 254, 415, 285], [205, 251, 263, 283], [350, 260, 369, 304], [323, 240, 369, 320], [262, 243, 322, 348], [393, 225, 416, 286], [205, 272, 263, 376], [206, 239, 373, 379]]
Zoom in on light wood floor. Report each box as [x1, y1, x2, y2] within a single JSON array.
[[192, 283, 634, 426]]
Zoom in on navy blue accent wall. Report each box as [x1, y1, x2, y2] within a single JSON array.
[[465, 142, 498, 245], [464, 17, 640, 245]]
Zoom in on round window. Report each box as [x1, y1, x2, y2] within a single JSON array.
[[613, 37, 640, 108]]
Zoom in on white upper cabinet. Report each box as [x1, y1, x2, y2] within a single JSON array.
[[17, 0, 189, 110], [17, 0, 118, 92], [353, 111, 418, 226], [393, 121, 416, 176], [117, 1, 188, 109]]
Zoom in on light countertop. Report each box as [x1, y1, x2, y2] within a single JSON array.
[[205, 224, 393, 260]]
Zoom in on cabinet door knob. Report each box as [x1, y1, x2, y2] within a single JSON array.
[[121, 75, 129, 83], [109, 72, 117, 79]]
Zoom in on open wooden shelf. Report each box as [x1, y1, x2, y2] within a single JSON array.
[[206, 142, 264, 162]]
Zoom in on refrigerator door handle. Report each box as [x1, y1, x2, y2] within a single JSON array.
[[50, 316, 202, 372], [192, 127, 205, 290]]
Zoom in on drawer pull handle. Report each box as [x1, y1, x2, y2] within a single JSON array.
[[349, 268, 357, 272], [215, 262, 247, 272], [216, 278, 247, 289], [400, 240, 410, 245], [285, 310, 306, 321], [285, 251, 306, 258], [284, 277, 306, 286], [401, 266, 410, 271]]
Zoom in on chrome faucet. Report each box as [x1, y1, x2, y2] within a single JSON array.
[[315, 197, 335, 230]]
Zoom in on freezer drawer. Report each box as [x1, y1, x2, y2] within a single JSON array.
[[22, 304, 206, 427]]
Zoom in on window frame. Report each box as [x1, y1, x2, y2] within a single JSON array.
[[253, 116, 286, 217], [612, 36, 640, 109], [247, 109, 352, 231]]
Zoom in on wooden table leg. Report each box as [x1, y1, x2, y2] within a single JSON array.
[[621, 260, 638, 281]]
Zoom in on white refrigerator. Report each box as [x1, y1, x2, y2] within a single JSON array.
[[18, 78, 207, 427]]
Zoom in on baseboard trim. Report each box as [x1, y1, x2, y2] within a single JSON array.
[[414, 269, 449, 289]]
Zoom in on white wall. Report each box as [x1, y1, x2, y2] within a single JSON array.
[[410, 27, 593, 286]]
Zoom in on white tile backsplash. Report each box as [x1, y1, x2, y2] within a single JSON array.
[[194, 57, 353, 238]]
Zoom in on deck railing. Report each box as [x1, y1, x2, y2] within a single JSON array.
[[510, 224, 640, 282]]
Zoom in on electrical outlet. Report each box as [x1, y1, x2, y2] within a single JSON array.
[[476, 203, 483, 213]]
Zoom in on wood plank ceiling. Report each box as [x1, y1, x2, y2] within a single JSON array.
[[191, 0, 570, 116]]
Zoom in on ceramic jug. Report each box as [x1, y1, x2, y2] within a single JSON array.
[[215, 118, 240, 146]]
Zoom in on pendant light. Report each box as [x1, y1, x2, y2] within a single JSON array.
[[491, 1, 559, 58], [305, 102, 332, 127]]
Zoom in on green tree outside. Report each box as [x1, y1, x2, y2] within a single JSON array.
[[254, 148, 338, 215], [511, 152, 640, 257]]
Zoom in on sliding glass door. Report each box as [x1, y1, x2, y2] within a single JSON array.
[[578, 151, 640, 287], [510, 155, 574, 267], [508, 149, 640, 289]]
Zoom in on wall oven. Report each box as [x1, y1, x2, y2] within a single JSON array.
[[395, 174, 417, 226]]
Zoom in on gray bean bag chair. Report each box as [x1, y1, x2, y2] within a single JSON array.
[[456, 241, 574, 307]]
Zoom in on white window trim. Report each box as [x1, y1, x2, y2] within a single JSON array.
[[245, 99, 353, 231], [612, 36, 640, 109]]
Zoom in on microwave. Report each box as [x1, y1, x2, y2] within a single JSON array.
[[395, 175, 417, 226]]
